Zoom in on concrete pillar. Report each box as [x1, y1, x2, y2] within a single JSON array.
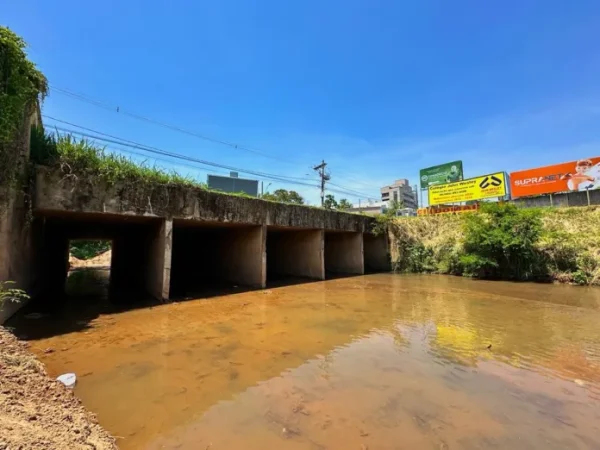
[[324, 231, 364, 275], [267, 229, 325, 280], [218, 225, 266, 288], [363, 233, 390, 272], [145, 219, 172, 301]]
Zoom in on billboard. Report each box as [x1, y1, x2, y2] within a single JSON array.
[[510, 157, 600, 198], [420, 161, 464, 189], [428, 172, 507, 206], [207, 174, 259, 197]]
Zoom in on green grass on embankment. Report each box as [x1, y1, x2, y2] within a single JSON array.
[[384, 203, 600, 286], [31, 129, 201, 188]]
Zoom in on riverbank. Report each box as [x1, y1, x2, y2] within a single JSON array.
[[387, 204, 600, 285], [0, 327, 117, 449]]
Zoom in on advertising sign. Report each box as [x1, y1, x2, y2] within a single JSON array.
[[420, 161, 464, 189], [428, 172, 507, 206], [510, 157, 600, 198], [417, 204, 480, 215]]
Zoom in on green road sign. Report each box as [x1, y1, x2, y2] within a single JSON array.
[[420, 161, 464, 189]]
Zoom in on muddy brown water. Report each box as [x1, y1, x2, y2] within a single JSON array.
[[10, 272, 600, 449]]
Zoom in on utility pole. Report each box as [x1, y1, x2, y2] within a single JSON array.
[[313, 160, 330, 207]]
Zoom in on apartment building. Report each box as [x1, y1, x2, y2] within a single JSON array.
[[380, 179, 418, 209]]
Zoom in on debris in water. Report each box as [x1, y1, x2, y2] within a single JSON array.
[[56, 373, 77, 388], [360, 430, 369, 437], [282, 427, 300, 438], [24, 313, 43, 320], [486, 344, 492, 350], [574, 379, 585, 387], [43, 348, 54, 354]]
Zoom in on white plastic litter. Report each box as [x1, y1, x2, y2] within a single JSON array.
[[56, 373, 77, 388]]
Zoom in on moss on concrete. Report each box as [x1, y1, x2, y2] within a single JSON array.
[[34, 166, 374, 232]]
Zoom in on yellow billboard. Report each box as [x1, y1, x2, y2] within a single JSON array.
[[428, 172, 507, 206]]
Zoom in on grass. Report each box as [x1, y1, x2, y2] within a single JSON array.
[[387, 205, 600, 285], [39, 132, 202, 188]]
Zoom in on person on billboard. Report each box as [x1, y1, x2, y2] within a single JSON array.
[[445, 165, 461, 183], [560, 159, 600, 191]]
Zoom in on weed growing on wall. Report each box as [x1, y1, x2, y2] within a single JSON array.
[[0, 27, 47, 201], [0, 281, 29, 312], [32, 130, 203, 187]]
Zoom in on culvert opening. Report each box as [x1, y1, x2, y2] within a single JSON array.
[[169, 220, 265, 300], [8, 212, 169, 339], [65, 239, 113, 301], [266, 227, 324, 286], [324, 231, 364, 277]]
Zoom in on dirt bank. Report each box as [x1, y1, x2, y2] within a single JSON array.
[[69, 250, 112, 269], [0, 327, 117, 449]]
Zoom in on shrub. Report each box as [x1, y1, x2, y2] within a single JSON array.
[[70, 240, 111, 260], [461, 203, 545, 280]]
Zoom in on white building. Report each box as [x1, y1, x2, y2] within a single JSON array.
[[380, 179, 418, 210]]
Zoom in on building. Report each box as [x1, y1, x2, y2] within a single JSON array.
[[380, 179, 418, 209], [347, 200, 417, 217], [207, 172, 259, 197], [348, 200, 386, 216]]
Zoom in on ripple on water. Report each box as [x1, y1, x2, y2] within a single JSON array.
[[9, 273, 600, 450]]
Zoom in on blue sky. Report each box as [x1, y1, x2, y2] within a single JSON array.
[[3, 0, 600, 205]]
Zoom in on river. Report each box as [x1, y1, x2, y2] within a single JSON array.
[[9, 272, 600, 449]]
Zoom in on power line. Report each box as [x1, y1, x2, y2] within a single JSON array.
[[52, 123, 378, 200], [49, 85, 385, 193], [44, 115, 317, 183], [50, 85, 297, 165], [44, 118, 320, 190], [44, 116, 380, 199], [327, 181, 379, 199]]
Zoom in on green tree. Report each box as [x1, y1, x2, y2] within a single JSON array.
[[323, 194, 338, 209], [338, 198, 353, 210], [262, 189, 305, 204]]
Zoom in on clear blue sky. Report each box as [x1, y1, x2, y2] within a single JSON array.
[[3, 0, 600, 205]]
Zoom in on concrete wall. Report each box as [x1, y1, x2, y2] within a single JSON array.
[[324, 231, 364, 275], [363, 233, 390, 273], [144, 219, 172, 301], [34, 166, 375, 232], [267, 228, 324, 280], [218, 225, 265, 288], [0, 108, 40, 323], [513, 190, 600, 209]]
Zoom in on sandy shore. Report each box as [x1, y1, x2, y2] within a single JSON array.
[[0, 327, 117, 449], [69, 250, 112, 269]]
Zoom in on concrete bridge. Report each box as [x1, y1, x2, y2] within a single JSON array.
[[1, 165, 388, 320]]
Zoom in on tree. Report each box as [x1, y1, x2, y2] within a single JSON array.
[[323, 194, 338, 209], [262, 189, 305, 204], [338, 198, 353, 210]]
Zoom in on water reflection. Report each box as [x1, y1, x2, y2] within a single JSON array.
[[12, 274, 600, 449]]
